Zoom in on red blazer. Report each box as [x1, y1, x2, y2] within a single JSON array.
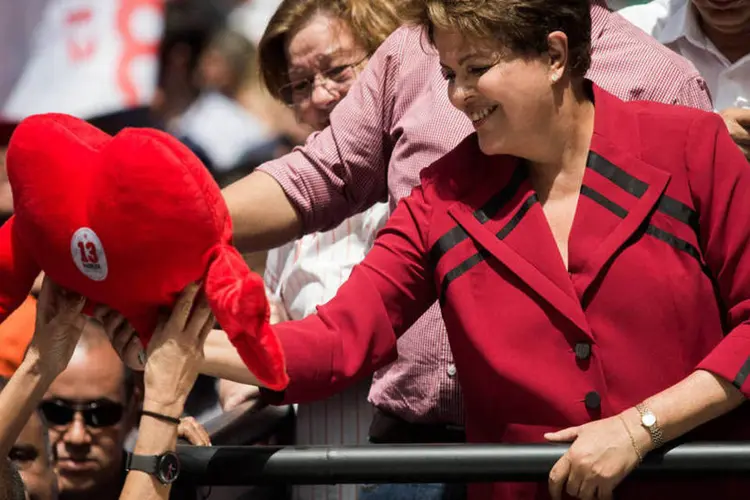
[[271, 85, 750, 499]]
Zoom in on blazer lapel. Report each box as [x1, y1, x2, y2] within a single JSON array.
[[447, 192, 594, 340], [571, 140, 671, 303]]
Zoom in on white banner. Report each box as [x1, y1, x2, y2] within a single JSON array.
[[0, 0, 164, 121]]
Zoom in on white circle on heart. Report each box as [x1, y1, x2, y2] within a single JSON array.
[[70, 227, 108, 281]]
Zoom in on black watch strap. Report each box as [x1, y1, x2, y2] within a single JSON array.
[[125, 452, 180, 484], [126, 453, 158, 473]]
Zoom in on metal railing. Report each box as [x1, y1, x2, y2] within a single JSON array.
[[175, 400, 296, 499], [201, 400, 295, 446], [175, 442, 750, 486]]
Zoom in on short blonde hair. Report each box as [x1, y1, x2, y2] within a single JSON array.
[[257, 0, 404, 102], [406, 0, 592, 80]]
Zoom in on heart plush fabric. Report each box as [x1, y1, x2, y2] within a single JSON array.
[[0, 113, 289, 391]]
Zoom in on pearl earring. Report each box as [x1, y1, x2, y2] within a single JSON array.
[[551, 74, 559, 83]]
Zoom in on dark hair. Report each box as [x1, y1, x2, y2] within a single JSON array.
[[406, 0, 592, 80], [157, 0, 224, 87], [0, 459, 26, 500], [0, 377, 31, 500]]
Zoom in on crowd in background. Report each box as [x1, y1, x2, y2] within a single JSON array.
[[0, 0, 748, 499]]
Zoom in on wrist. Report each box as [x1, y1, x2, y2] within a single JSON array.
[[139, 410, 181, 425], [18, 351, 58, 386], [143, 374, 191, 413], [133, 418, 179, 456], [622, 407, 657, 453], [142, 398, 185, 419]]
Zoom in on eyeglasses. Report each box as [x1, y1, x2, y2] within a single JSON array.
[[40, 399, 125, 428], [279, 56, 369, 106]]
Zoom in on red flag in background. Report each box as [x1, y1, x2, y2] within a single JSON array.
[[0, 0, 165, 124]]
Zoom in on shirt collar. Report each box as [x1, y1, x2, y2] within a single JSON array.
[[657, 0, 734, 66]]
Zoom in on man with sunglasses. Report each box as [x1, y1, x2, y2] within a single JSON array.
[[41, 321, 139, 500], [0, 276, 212, 500]]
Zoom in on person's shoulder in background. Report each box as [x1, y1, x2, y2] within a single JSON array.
[[592, 0, 711, 110]]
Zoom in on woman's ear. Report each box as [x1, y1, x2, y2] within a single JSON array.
[[547, 31, 570, 84]]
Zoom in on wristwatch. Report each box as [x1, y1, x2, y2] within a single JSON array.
[[125, 451, 181, 484], [635, 403, 664, 448]]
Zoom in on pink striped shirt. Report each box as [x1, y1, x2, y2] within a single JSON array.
[[258, 1, 712, 425]]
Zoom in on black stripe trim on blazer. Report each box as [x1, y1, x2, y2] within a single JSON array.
[[429, 226, 469, 270], [579, 185, 707, 273], [439, 250, 490, 304], [587, 152, 700, 236], [733, 357, 750, 390], [473, 166, 528, 223], [429, 167, 527, 268], [579, 185, 627, 218], [439, 194, 538, 303]]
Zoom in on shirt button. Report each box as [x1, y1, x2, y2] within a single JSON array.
[[584, 391, 601, 410], [447, 364, 457, 377], [574, 342, 592, 361]]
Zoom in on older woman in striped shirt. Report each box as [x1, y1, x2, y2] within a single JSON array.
[[216, 1, 402, 499]]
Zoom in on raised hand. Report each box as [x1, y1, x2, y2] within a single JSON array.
[[142, 283, 215, 415], [94, 306, 146, 371], [27, 276, 87, 379]]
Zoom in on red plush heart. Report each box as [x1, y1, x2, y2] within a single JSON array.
[[0, 113, 288, 391]]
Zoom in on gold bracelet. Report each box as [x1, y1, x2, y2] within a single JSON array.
[[618, 414, 644, 463]]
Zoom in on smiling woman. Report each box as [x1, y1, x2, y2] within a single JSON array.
[[257, 0, 403, 130], [212, 1, 750, 500], [407, 0, 593, 162]]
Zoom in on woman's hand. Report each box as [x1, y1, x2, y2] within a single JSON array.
[[26, 276, 87, 379], [178, 416, 211, 446], [545, 413, 648, 500], [142, 283, 214, 415], [94, 306, 146, 371]]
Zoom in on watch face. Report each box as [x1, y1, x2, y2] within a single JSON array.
[[642, 413, 657, 427], [157, 453, 180, 484]]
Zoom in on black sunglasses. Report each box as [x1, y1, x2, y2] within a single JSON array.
[[40, 399, 125, 428]]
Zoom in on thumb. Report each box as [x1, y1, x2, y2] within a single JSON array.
[[544, 426, 580, 443]]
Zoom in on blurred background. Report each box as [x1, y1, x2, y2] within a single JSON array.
[[0, 0, 647, 213], [0, 0, 313, 209], [0, 1, 662, 499]]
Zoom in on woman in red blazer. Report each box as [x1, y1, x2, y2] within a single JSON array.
[[197, 0, 750, 498]]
